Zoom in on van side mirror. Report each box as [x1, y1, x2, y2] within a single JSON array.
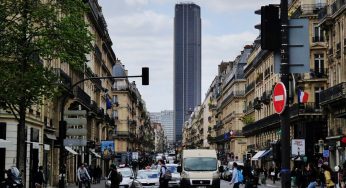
[[218, 166, 224, 173], [177, 166, 182, 173]]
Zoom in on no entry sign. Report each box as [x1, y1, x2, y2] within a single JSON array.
[[273, 82, 287, 114]]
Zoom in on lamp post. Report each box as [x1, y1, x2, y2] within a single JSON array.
[[59, 68, 149, 188]]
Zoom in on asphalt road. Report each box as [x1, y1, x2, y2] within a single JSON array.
[[220, 180, 281, 188], [66, 180, 281, 188]]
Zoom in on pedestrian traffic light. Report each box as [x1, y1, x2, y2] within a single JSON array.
[[142, 67, 149, 85], [255, 5, 281, 50]]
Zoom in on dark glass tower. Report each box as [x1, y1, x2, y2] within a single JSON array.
[[174, 3, 201, 143]]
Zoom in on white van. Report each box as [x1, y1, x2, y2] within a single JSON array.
[[178, 149, 221, 188]]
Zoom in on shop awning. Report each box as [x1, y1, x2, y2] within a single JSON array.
[[65, 146, 78, 155], [90, 150, 101, 158], [45, 133, 57, 140], [259, 149, 272, 159], [251, 150, 266, 160]]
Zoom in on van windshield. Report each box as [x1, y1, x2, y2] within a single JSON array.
[[184, 157, 217, 171]]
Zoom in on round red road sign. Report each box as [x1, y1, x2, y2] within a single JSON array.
[[273, 82, 287, 114]]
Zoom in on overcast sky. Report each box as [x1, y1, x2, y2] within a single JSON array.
[[98, 0, 280, 112]]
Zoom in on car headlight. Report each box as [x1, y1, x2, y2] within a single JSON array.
[[181, 171, 189, 179], [212, 171, 220, 179]]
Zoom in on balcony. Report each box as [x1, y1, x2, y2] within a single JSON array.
[[94, 46, 103, 64], [309, 68, 329, 79], [112, 131, 130, 139], [242, 114, 280, 136], [319, 0, 345, 25], [74, 86, 91, 108], [290, 102, 322, 117], [245, 82, 255, 94], [255, 73, 263, 85], [312, 36, 325, 43], [300, 3, 325, 15], [53, 68, 71, 88], [213, 121, 223, 130], [90, 100, 98, 113], [320, 82, 346, 106]]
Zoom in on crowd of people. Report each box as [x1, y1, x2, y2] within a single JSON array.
[[290, 162, 346, 188], [227, 160, 346, 188]]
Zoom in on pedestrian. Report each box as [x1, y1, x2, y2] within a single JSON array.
[[77, 164, 91, 188], [34, 166, 45, 188], [96, 166, 102, 183], [322, 164, 335, 188], [306, 163, 318, 188], [109, 164, 122, 188], [243, 160, 254, 188], [229, 162, 241, 188], [158, 159, 168, 188]]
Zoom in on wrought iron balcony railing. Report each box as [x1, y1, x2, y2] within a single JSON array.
[[320, 82, 346, 105], [312, 36, 325, 42], [74, 86, 91, 108], [245, 82, 255, 94]]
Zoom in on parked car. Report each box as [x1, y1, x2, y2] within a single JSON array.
[[166, 163, 181, 187], [136, 169, 160, 188], [105, 167, 142, 188]]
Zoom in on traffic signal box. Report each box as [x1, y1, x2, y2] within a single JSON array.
[[256, 5, 281, 51]]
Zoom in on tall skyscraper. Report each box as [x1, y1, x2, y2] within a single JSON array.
[[150, 110, 174, 144], [174, 3, 201, 142]]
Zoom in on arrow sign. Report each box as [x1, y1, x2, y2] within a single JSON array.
[[65, 118, 87, 125], [273, 82, 287, 114]]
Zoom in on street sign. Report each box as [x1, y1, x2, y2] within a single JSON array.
[[274, 19, 310, 73], [291, 139, 305, 156], [273, 82, 287, 114], [63, 139, 87, 146], [65, 118, 87, 125], [66, 128, 87, 136], [65, 110, 87, 116]]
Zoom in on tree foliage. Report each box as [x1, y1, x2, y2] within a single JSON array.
[[0, 0, 92, 116], [0, 0, 93, 175]]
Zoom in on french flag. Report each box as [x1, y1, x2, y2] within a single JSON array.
[[298, 89, 309, 103]]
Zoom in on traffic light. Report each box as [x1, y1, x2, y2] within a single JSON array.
[[255, 5, 281, 50], [142, 67, 149, 85], [272, 140, 281, 163]]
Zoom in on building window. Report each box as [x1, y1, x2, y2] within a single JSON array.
[[314, 54, 324, 77], [112, 95, 118, 104], [112, 110, 118, 120], [0, 123, 6, 139], [314, 87, 324, 109], [313, 24, 324, 42]]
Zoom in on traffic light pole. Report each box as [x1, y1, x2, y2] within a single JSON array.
[[59, 68, 149, 188], [280, 0, 291, 188]]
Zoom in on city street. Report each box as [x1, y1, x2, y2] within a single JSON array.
[[65, 180, 281, 188]]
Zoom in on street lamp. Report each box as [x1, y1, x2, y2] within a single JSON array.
[[58, 67, 149, 188]]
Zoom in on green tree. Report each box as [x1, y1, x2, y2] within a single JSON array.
[[0, 0, 92, 178]]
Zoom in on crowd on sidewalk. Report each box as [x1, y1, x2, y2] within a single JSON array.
[[227, 160, 346, 188]]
